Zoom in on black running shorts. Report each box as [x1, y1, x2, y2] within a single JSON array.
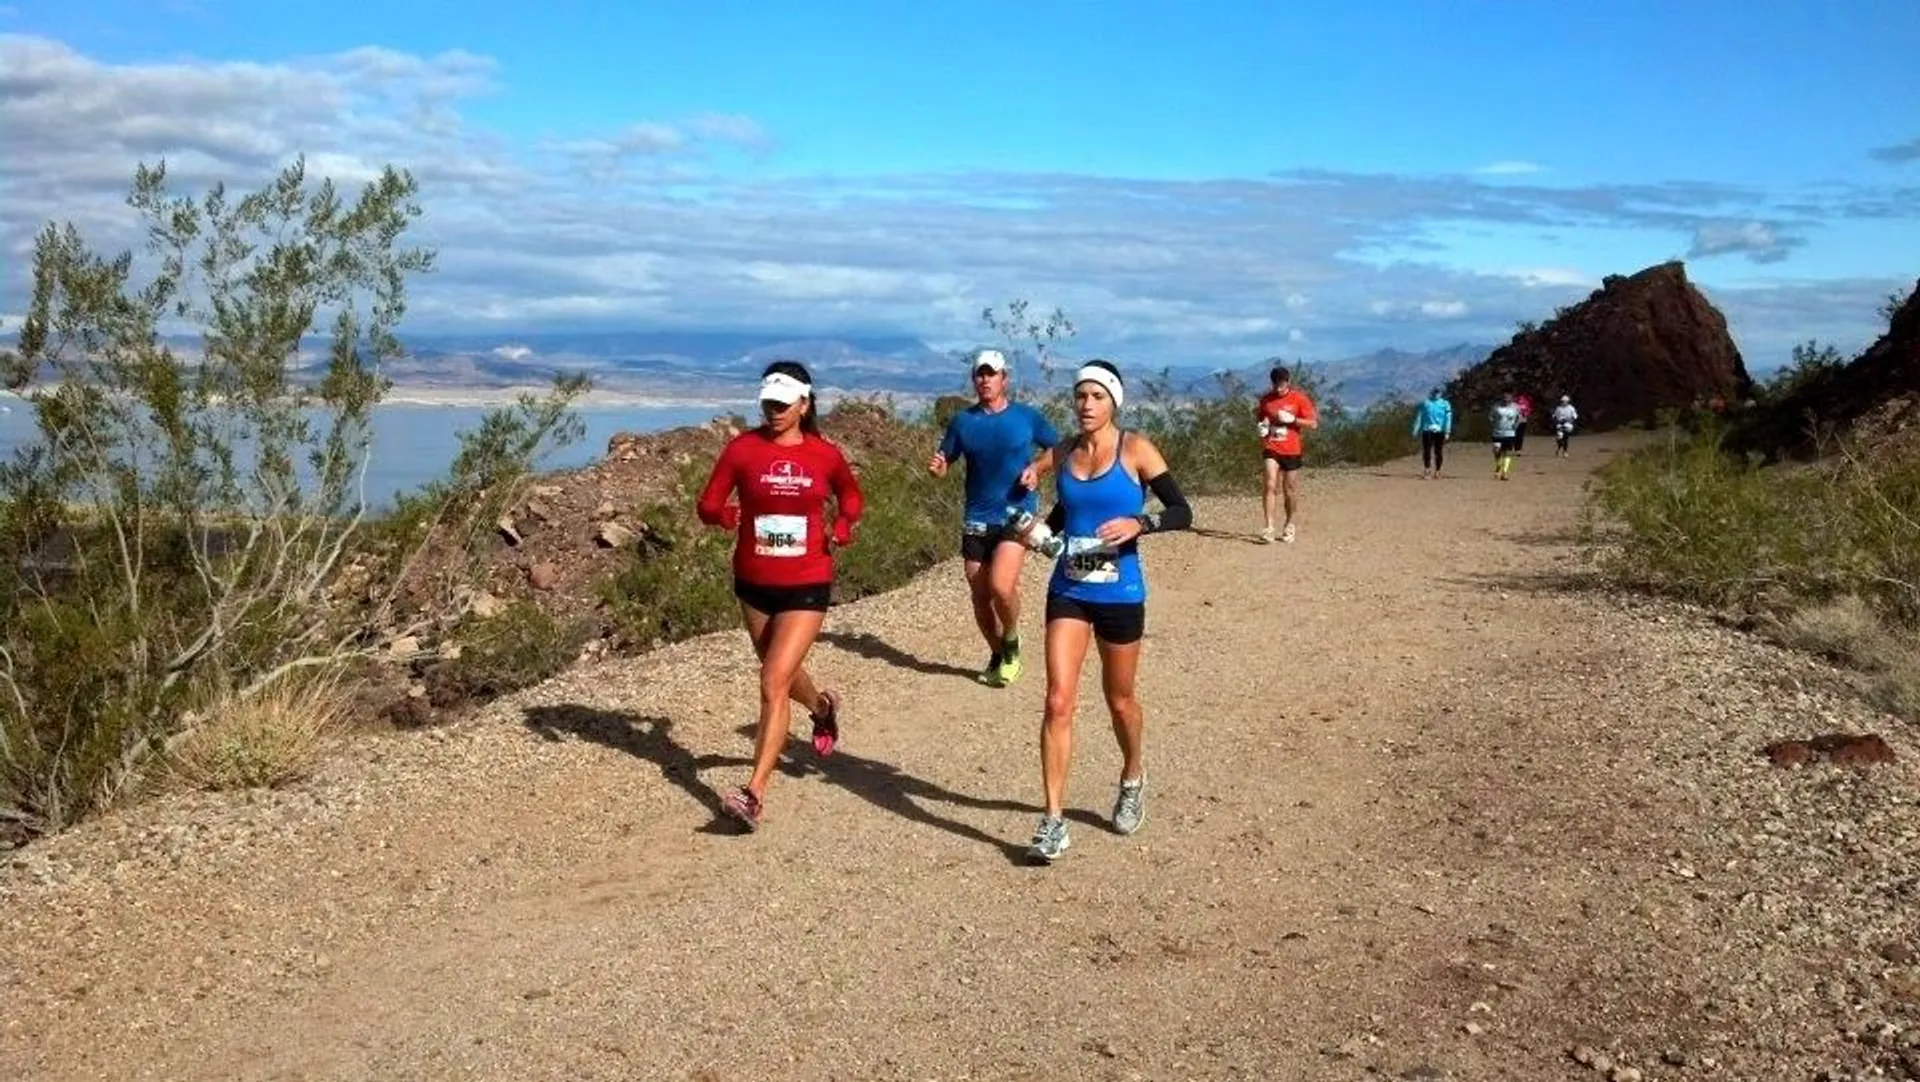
[[733, 578, 832, 615], [1262, 450, 1304, 472], [1045, 593, 1146, 645], [960, 525, 1017, 563]]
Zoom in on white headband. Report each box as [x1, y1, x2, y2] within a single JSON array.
[[1073, 364, 1124, 409], [758, 371, 813, 405]]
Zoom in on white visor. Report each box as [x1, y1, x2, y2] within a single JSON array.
[[1073, 364, 1124, 409], [759, 371, 812, 405]]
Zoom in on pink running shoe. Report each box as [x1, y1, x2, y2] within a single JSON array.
[[809, 690, 840, 757], [720, 786, 763, 831]]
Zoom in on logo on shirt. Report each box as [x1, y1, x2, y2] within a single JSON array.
[[759, 459, 815, 494]]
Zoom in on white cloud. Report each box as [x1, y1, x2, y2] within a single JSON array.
[[1687, 220, 1801, 264], [1476, 160, 1544, 176], [491, 345, 534, 361], [1498, 267, 1592, 288], [0, 34, 1908, 370]]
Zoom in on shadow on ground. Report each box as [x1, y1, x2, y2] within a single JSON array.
[[819, 629, 978, 680], [741, 723, 1111, 864], [518, 702, 1106, 862], [1191, 526, 1268, 546], [522, 705, 745, 834]]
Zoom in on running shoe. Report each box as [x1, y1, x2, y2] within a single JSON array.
[[1029, 815, 1071, 863], [995, 637, 1024, 686], [809, 689, 839, 757], [977, 651, 1005, 687], [1280, 523, 1297, 544], [1259, 526, 1274, 544], [1111, 777, 1147, 835], [720, 786, 763, 832]]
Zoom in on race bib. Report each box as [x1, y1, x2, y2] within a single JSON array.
[[754, 514, 807, 557], [962, 519, 992, 537], [1061, 535, 1120, 584], [1424, 423, 1442, 433]]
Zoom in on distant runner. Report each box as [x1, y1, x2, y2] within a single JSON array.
[[1552, 395, 1579, 457], [1490, 392, 1522, 481], [696, 360, 865, 831], [1254, 365, 1318, 543], [1411, 387, 1454, 479], [928, 348, 1059, 686], [1513, 393, 1534, 455], [1018, 360, 1193, 863]]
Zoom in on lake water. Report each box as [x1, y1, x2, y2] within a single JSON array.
[[0, 400, 733, 510]]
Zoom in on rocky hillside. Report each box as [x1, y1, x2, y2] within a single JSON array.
[[1736, 279, 1920, 460], [1448, 261, 1752, 431]]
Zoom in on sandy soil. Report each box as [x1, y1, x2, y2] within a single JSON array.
[[4, 432, 1915, 1081]]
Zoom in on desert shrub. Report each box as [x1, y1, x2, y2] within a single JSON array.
[[1589, 428, 1920, 715], [424, 600, 595, 706], [0, 159, 586, 839], [833, 443, 961, 602], [599, 486, 738, 649], [165, 675, 348, 791]]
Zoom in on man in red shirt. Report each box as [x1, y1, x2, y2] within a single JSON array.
[[1254, 365, 1318, 543]]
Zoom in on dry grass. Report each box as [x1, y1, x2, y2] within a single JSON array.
[[165, 675, 350, 792], [1781, 596, 1920, 721]]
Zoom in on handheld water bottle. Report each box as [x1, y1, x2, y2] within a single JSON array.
[[1006, 506, 1064, 558]]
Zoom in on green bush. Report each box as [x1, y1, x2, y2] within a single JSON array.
[[425, 600, 595, 707], [599, 472, 739, 649], [1589, 428, 1920, 629], [834, 442, 962, 601]]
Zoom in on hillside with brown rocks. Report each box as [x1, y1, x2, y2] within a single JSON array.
[[1735, 279, 1920, 460], [1448, 261, 1753, 430]]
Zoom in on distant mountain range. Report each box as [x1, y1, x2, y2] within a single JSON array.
[[1183, 343, 1494, 406], [45, 330, 1493, 408], [354, 331, 962, 400]]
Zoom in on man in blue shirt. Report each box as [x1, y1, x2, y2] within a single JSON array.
[[928, 348, 1060, 686], [1410, 387, 1453, 479]]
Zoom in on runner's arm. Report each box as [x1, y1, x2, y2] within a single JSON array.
[[1137, 472, 1192, 534], [1294, 395, 1320, 429], [694, 443, 741, 528], [830, 446, 865, 527], [1128, 433, 1193, 533]]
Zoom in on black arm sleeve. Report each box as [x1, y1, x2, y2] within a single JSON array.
[[1138, 471, 1193, 533]]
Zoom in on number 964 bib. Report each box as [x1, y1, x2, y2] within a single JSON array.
[[754, 514, 807, 557]]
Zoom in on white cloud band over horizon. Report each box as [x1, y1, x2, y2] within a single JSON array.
[[1, 33, 1914, 371]]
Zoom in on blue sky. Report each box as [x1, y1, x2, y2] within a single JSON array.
[[2, 0, 1917, 371]]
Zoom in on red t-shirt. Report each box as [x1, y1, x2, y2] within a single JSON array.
[[696, 430, 865, 587], [1257, 389, 1317, 456]]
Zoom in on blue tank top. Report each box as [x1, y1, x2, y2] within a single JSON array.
[[1048, 432, 1148, 604]]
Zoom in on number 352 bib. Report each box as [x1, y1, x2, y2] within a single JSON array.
[[1061, 535, 1120, 584]]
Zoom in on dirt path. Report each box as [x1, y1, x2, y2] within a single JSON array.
[[4, 434, 1916, 1082]]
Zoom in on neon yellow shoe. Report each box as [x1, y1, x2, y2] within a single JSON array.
[[995, 638, 1024, 686]]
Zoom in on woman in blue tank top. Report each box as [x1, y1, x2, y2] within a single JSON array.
[[1013, 360, 1193, 863]]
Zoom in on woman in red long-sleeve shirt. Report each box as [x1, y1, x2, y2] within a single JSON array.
[[696, 360, 864, 830]]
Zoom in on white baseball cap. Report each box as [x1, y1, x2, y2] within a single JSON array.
[[759, 371, 812, 405], [971, 348, 1009, 375]]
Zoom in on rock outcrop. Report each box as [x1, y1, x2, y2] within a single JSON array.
[[1735, 279, 1920, 460], [1448, 261, 1752, 431]]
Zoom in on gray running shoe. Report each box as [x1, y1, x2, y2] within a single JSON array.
[[1029, 815, 1071, 863], [1111, 777, 1146, 835]]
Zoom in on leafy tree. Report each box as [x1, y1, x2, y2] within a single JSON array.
[[0, 158, 585, 835]]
